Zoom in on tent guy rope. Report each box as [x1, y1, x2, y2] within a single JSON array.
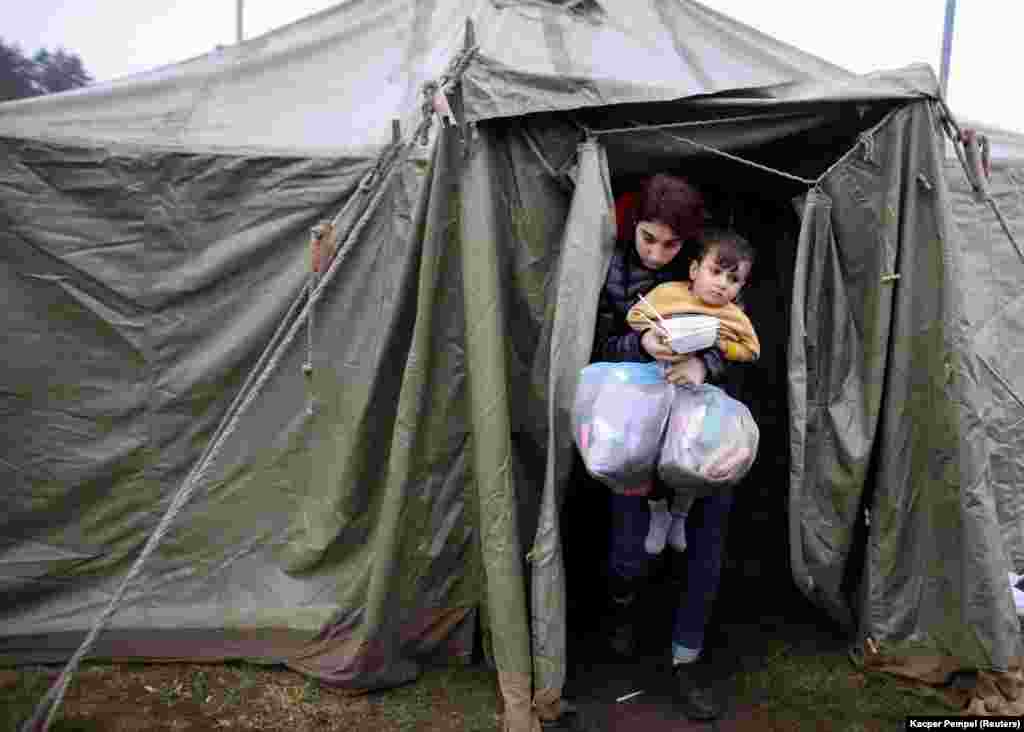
[[937, 97, 1023, 264], [585, 110, 818, 137], [572, 113, 818, 185], [625, 117, 819, 186], [649, 128, 818, 186]]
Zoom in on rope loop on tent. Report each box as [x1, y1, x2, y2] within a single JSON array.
[[303, 221, 335, 395], [19, 142, 407, 732], [936, 98, 1024, 264], [814, 105, 903, 187], [413, 20, 479, 147], [303, 270, 319, 410], [859, 131, 878, 166], [418, 82, 439, 146]]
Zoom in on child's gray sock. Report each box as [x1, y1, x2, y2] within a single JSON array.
[[668, 511, 688, 553], [645, 499, 671, 554]]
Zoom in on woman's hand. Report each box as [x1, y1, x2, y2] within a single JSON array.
[[664, 355, 707, 385], [641, 329, 685, 362]]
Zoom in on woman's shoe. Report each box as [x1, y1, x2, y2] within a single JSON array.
[[667, 513, 688, 553], [672, 662, 720, 720], [607, 613, 637, 657], [605, 595, 638, 657]]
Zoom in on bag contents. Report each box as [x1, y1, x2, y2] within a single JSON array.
[[658, 383, 759, 495], [573, 362, 673, 496]]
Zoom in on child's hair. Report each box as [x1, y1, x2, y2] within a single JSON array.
[[632, 174, 706, 243], [695, 227, 755, 273]]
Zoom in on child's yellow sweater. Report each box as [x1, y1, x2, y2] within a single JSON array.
[[626, 282, 760, 362]]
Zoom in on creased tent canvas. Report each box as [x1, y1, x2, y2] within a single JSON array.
[[3, 0, 1024, 729]]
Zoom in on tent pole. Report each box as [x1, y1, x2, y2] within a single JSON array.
[[236, 0, 244, 43], [939, 0, 956, 99]]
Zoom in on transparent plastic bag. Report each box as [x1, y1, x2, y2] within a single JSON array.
[[573, 362, 673, 495], [658, 383, 759, 496]]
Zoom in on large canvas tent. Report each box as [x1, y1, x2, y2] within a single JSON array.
[[3, 0, 1024, 727]]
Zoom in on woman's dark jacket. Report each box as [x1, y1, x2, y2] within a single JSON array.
[[591, 241, 727, 385]]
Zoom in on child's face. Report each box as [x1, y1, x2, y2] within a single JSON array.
[[689, 247, 750, 307], [634, 220, 682, 270]]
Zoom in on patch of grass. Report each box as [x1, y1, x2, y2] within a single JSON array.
[[218, 661, 258, 708], [731, 639, 954, 729], [236, 662, 257, 691], [302, 676, 321, 703], [159, 677, 185, 706], [191, 669, 209, 703], [372, 663, 498, 732], [394, 684, 433, 727], [2, 668, 50, 731], [0, 668, 103, 732]]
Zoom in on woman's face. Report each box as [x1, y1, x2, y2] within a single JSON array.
[[634, 220, 682, 270]]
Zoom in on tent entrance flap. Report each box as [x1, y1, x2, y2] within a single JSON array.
[[531, 137, 617, 713]]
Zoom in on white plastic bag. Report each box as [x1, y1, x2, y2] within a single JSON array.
[[1008, 572, 1024, 617], [658, 383, 759, 496], [573, 362, 673, 495]]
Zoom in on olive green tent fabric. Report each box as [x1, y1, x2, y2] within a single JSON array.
[[284, 134, 485, 689], [790, 102, 1023, 671], [530, 139, 616, 708], [948, 159, 1024, 569], [0, 140, 390, 646]]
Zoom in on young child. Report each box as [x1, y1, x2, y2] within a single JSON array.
[[625, 228, 759, 554]]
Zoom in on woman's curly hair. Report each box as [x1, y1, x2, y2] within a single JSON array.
[[619, 174, 706, 244]]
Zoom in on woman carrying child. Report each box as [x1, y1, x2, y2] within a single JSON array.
[[589, 173, 757, 721], [625, 226, 759, 555]]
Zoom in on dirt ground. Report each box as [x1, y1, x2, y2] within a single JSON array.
[[3, 661, 502, 732], [3, 610, 956, 732], [3, 655, 911, 732]]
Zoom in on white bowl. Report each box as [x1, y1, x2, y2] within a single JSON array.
[[663, 315, 719, 354]]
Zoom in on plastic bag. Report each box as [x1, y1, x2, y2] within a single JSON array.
[[573, 362, 673, 495], [658, 383, 759, 496]]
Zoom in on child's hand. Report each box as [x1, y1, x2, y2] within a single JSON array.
[[641, 329, 685, 362], [664, 355, 706, 385]]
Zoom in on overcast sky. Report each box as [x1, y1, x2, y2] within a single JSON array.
[[5, 0, 1022, 133]]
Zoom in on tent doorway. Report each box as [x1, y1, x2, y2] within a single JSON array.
[[559, 178, 811, 663], [556, 102, 899, 672]]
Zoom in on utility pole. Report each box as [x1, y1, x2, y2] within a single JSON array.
[[236, 0, 244, 43], [939, 0, 956, 99]]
